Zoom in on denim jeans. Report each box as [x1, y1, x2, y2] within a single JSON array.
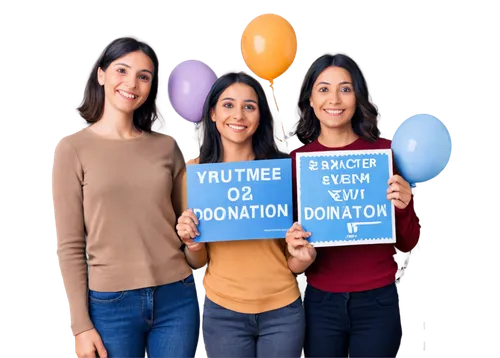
[[89, 274, 200, 358], [202, 296, 305, 358], [304, 282, 402, 358]]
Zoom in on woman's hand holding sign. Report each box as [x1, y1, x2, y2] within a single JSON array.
[[176, 209, 204, 252], [387, 175, 412, 210], [286, 222, 317, 274]]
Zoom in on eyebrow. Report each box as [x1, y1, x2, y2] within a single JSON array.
[[114, 63, 154, 76], [317, 81, 352, 86], [221, 97, 257, 104]]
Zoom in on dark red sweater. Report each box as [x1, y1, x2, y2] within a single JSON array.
[[290, 137, 421, 292]]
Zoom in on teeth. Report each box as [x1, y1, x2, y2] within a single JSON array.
[[325, 109, 344, 114], [118, 90, 136, 99], [228, 124, 245, 130]]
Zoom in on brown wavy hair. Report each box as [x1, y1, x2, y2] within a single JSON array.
[[77, 37, 160, 132], [295, 54, 380, 144]]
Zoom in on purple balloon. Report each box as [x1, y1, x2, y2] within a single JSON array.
[[168, 60, 217, 123]]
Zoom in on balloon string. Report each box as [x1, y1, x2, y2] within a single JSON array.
[[266, 81, 280, 114], [266, 82, 289, 145], [272, 89, 280, 114]]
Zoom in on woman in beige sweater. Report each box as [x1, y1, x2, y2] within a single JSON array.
[[52, 37, 199, 358]]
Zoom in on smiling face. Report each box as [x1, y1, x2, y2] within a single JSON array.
[[309, 66, 356, 132], [211, 82, 260, 148], [97, 50, 154, 116]]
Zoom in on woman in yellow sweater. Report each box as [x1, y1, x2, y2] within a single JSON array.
[[176, 72, 311, 358]]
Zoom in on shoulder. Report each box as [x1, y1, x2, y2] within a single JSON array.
[[375, 137, 392, 149], [55, 129, 89, 153], [147, 132, 184, 156], [289, 141, 318, 158], [187, 157, 200, 165], [148, 131, 178, 146], [354, 137, 392, 150]]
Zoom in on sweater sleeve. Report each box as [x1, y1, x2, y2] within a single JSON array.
[[394, 195, 421, 252], [172, 139, 186, 180], [171, 140, 187, 218], [52, 138, 93, 336], [389, 147, 421, 253], [379, 138, 422, 255]]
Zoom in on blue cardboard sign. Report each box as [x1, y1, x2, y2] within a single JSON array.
[[187, 158, 293, 242], [296, 149, 396, 246]]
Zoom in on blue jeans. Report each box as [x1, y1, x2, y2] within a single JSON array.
[[89, 274, 200, 358], [202, 296, 305, 358], [304, 282, 402, 358]]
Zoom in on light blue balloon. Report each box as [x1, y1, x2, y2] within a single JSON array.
[[391, 114, 451, 187]]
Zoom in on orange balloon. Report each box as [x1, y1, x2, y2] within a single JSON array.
[[241, 14, 297, 84]]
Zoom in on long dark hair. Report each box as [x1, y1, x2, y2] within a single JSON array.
[[296, 54, 380, 144], [199, 72, 288, 163], [77, 37, 160, 132]]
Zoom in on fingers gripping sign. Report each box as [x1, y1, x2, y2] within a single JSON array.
[[176, 209, 204, 251], [387, 175, 412, 210], [286, 222, 316, 262]]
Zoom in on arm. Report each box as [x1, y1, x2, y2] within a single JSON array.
[[394, 196, 420, 252], [286, 149, 317, 274], [172, 156, 207, 269], [183, 244, 208, 269], [288, 255, 316, 274], [384, 145, 422, 255], [52, 138, 93, 336]]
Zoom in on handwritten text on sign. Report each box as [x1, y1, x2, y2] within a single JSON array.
[[296, 150, 395, 247], [187, 159, 293, 242]]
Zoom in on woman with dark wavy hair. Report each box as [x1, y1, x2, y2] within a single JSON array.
[[285, 54, 421, 357], [52, 37, 199, 358], [175, 72, 305, 358]]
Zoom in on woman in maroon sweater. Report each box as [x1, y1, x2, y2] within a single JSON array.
[[285, 54, 420, 358]]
